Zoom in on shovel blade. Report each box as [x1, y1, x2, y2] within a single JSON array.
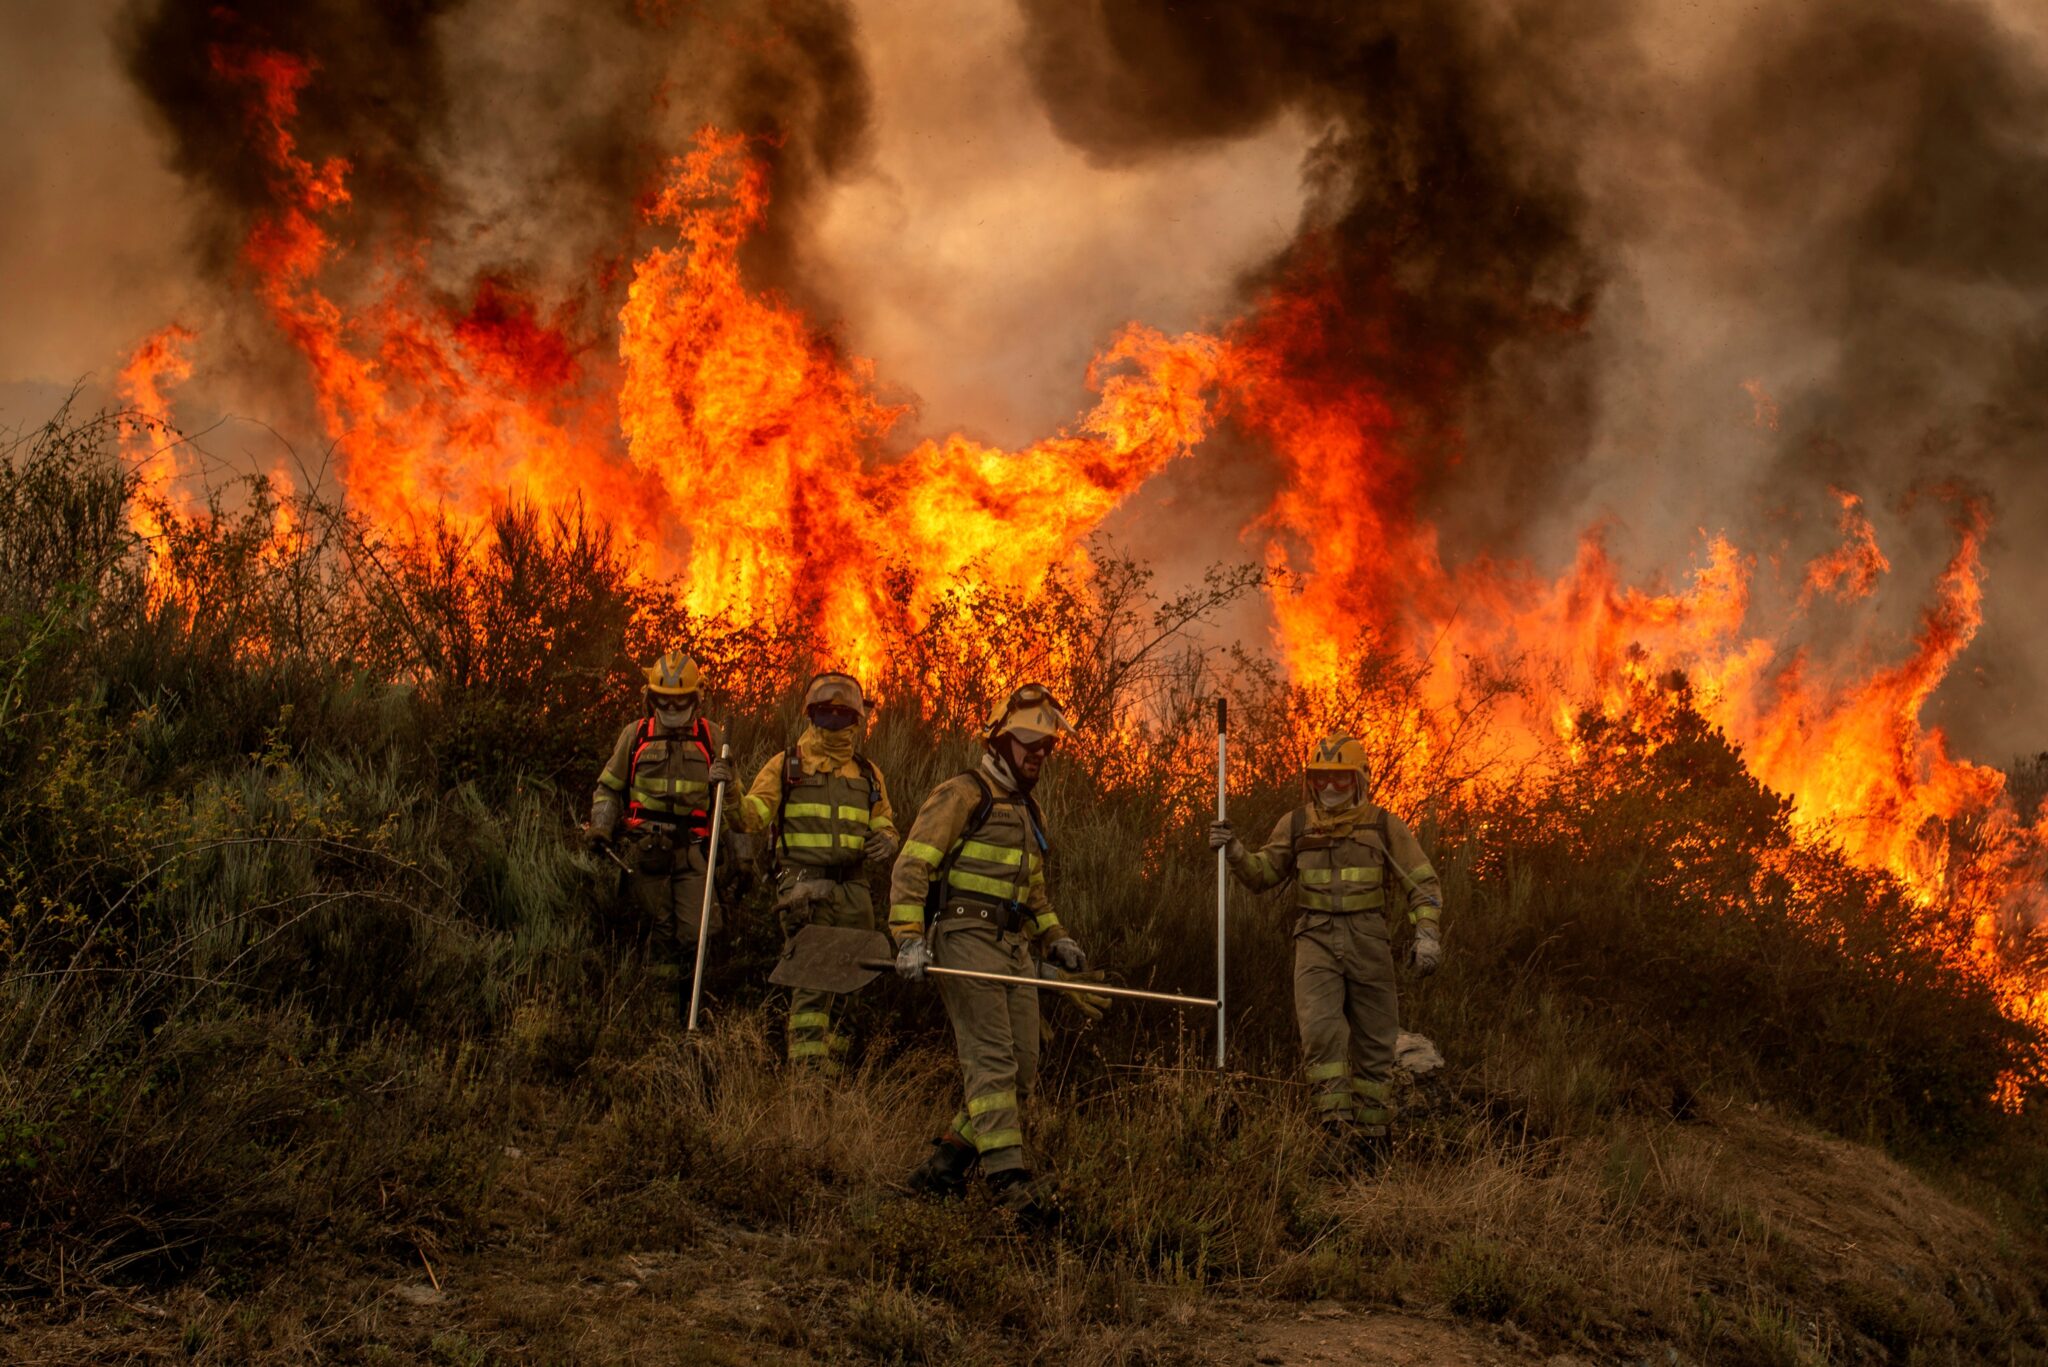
[[769, 925, 893, 994]]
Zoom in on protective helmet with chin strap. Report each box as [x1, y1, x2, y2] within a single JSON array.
[[1305, 734, 1370, 796], [985, 683, 1073, 746]]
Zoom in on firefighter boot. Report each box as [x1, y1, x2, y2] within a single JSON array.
[[908, 1136, 977, 1198]]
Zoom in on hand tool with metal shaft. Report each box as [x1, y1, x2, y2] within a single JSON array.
[[771, 926, 1218, 1008], [1215, 695, 1228, 1068], [685, 743, 732, 1032]]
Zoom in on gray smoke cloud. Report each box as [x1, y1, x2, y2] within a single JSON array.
[[1014, 0, 2048, 759]]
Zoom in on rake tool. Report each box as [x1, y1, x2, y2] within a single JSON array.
[[771, 925, 1218, 1009], [684, 743, 732, 1033]]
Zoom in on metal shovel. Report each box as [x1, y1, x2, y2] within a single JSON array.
[[770, 925, 1218, 1009]]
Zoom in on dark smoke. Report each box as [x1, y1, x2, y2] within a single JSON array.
[[117, 0, 873, 313], [1018, 0, 2048, 755], [1016, 0, 1624, 551]]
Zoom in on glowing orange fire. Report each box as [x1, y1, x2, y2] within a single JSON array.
[[121, 42, 2045, 1070]]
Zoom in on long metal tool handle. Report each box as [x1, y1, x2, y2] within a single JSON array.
[[685, 743, 731, 1033], [855, 959, 1218, 1008], [1215, 696, 1228, 1068]]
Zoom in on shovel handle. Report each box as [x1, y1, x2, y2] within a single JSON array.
[[855, 959, 1217, 1009]]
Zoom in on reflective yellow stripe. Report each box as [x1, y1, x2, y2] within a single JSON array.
[[888, 903, 924, 926], [971, 1129, 1023, 1153], [1337, 865, 1382, 884], [869, 812, 893, 830], [959, 840, 1023, 867], [836, 805, 866, 821], [1350, 1078, 1390, 1102], [784, 802, 835, 819], [1306, 1060, 1347, 1082], [782, 832, 838, 848], [1027, 912, 1060, 936], [1407, 861, 1437, 884], [743, 794, 772, 823], [1244, 854, 1278, 882], [902, 840, 945, 867], [1355, 1107, 1390, 1125], [1412, 905, 1442, 926], [599, 772, 625, 792], [967, 1090, 1017, 1117], [1300, 867, 1333, 885], [1314, 1093, 1354, 1112], [788, 1041, 831, 1058], [789, 1011, 832, 1029], [948, 869, 1019, 900]]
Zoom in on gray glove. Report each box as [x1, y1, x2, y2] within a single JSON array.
[[1409, 923, 1442, 978], [583, 824, 612, 853], [707, 758, 735, 788], [1208, 820, 1245, 861], [1046, 937, 1086, 972], [864, 827, 901, 866], [773, 877, 839, 915], [896, 937, 931, 981]]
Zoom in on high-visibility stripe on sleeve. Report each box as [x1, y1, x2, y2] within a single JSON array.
[[743, 793, 772, 824], [902, 840, 946, 867], [1027, 911, 1060, 936], [598, 772, 625, 792], [888, 903, 925, 926]]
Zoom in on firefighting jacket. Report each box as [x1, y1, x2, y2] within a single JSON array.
[[1230, 803, 1443, 931], [736, 731, 898, 871], [593, 715, 725, 840], [887, 759, 1065, 947]]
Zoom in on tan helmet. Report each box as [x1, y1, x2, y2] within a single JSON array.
[[803, 671, 866, 717], [986, 683, 1073, 745], [643, 650, 704, 699], [1305, 734, 1370, 789]]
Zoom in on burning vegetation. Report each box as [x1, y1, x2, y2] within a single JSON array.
[[113, 12, 2048, 1097], [6, 0, 2048, 1356]]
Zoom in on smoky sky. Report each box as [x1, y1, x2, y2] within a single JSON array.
[[4, 0, 2046, 756], [1015, 0, 2048, 756]]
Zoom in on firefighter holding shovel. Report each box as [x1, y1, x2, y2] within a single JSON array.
[[732, 671, 900, 1072]]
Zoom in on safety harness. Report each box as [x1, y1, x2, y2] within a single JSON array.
[[923, 770, 1050, 932], [772, 746, 883, 868], [624, 715, 716, 840]]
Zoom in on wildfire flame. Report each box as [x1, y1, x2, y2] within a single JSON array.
[[122, 41, 2047, 1077]]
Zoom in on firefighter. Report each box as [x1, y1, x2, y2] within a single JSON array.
[[734, 671, 900, 1071], [888, 684, 1083, 1207], [1208, 735, 1443, 1161], [585, 650, 735, 1016]]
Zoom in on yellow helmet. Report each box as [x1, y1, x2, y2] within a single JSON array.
[[987, 683, 1073, 745], [643, 650, 704, 698], [803, 671, 866, 716], [1305, 734, 1370, 788]]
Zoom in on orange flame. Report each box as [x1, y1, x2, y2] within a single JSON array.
[[128, 47, 2045, 1080]]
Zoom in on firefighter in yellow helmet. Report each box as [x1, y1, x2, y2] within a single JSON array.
[[1209, 735, 1443, 1161], [732, 671, 900, 1072], [586, 650, 735, 1018], [888, 684, 1082, 1208]]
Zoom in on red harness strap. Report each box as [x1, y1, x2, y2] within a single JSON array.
[[625, 716, 715, 839]]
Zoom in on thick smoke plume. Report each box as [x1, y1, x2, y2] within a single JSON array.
[[118, 0, 873, 337], [1018, 0, 2048, 755]]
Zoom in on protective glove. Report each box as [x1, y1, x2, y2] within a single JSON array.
[[772, 877, 839, 915], [895, 936, 931, 982], [1037, 962, 1110, 1026], [1207, 819, 1245, 862], [707, 758, 735, 788], [583, 825, 613, 854], [1046, 937, 1086, 973], [864, 827, 901, 866], [1409, 923, 1442, 978]]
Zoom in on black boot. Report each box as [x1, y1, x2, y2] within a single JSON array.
[[908, 1137, 977, 1198], [987, 1168, 1052, 1227]]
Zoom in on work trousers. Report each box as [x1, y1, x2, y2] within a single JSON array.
[[780, 875, 874, 1069], [933, 917, 1039, 1176], [625, 842, 717, 976], [1293, 911, 1399, 1134]]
